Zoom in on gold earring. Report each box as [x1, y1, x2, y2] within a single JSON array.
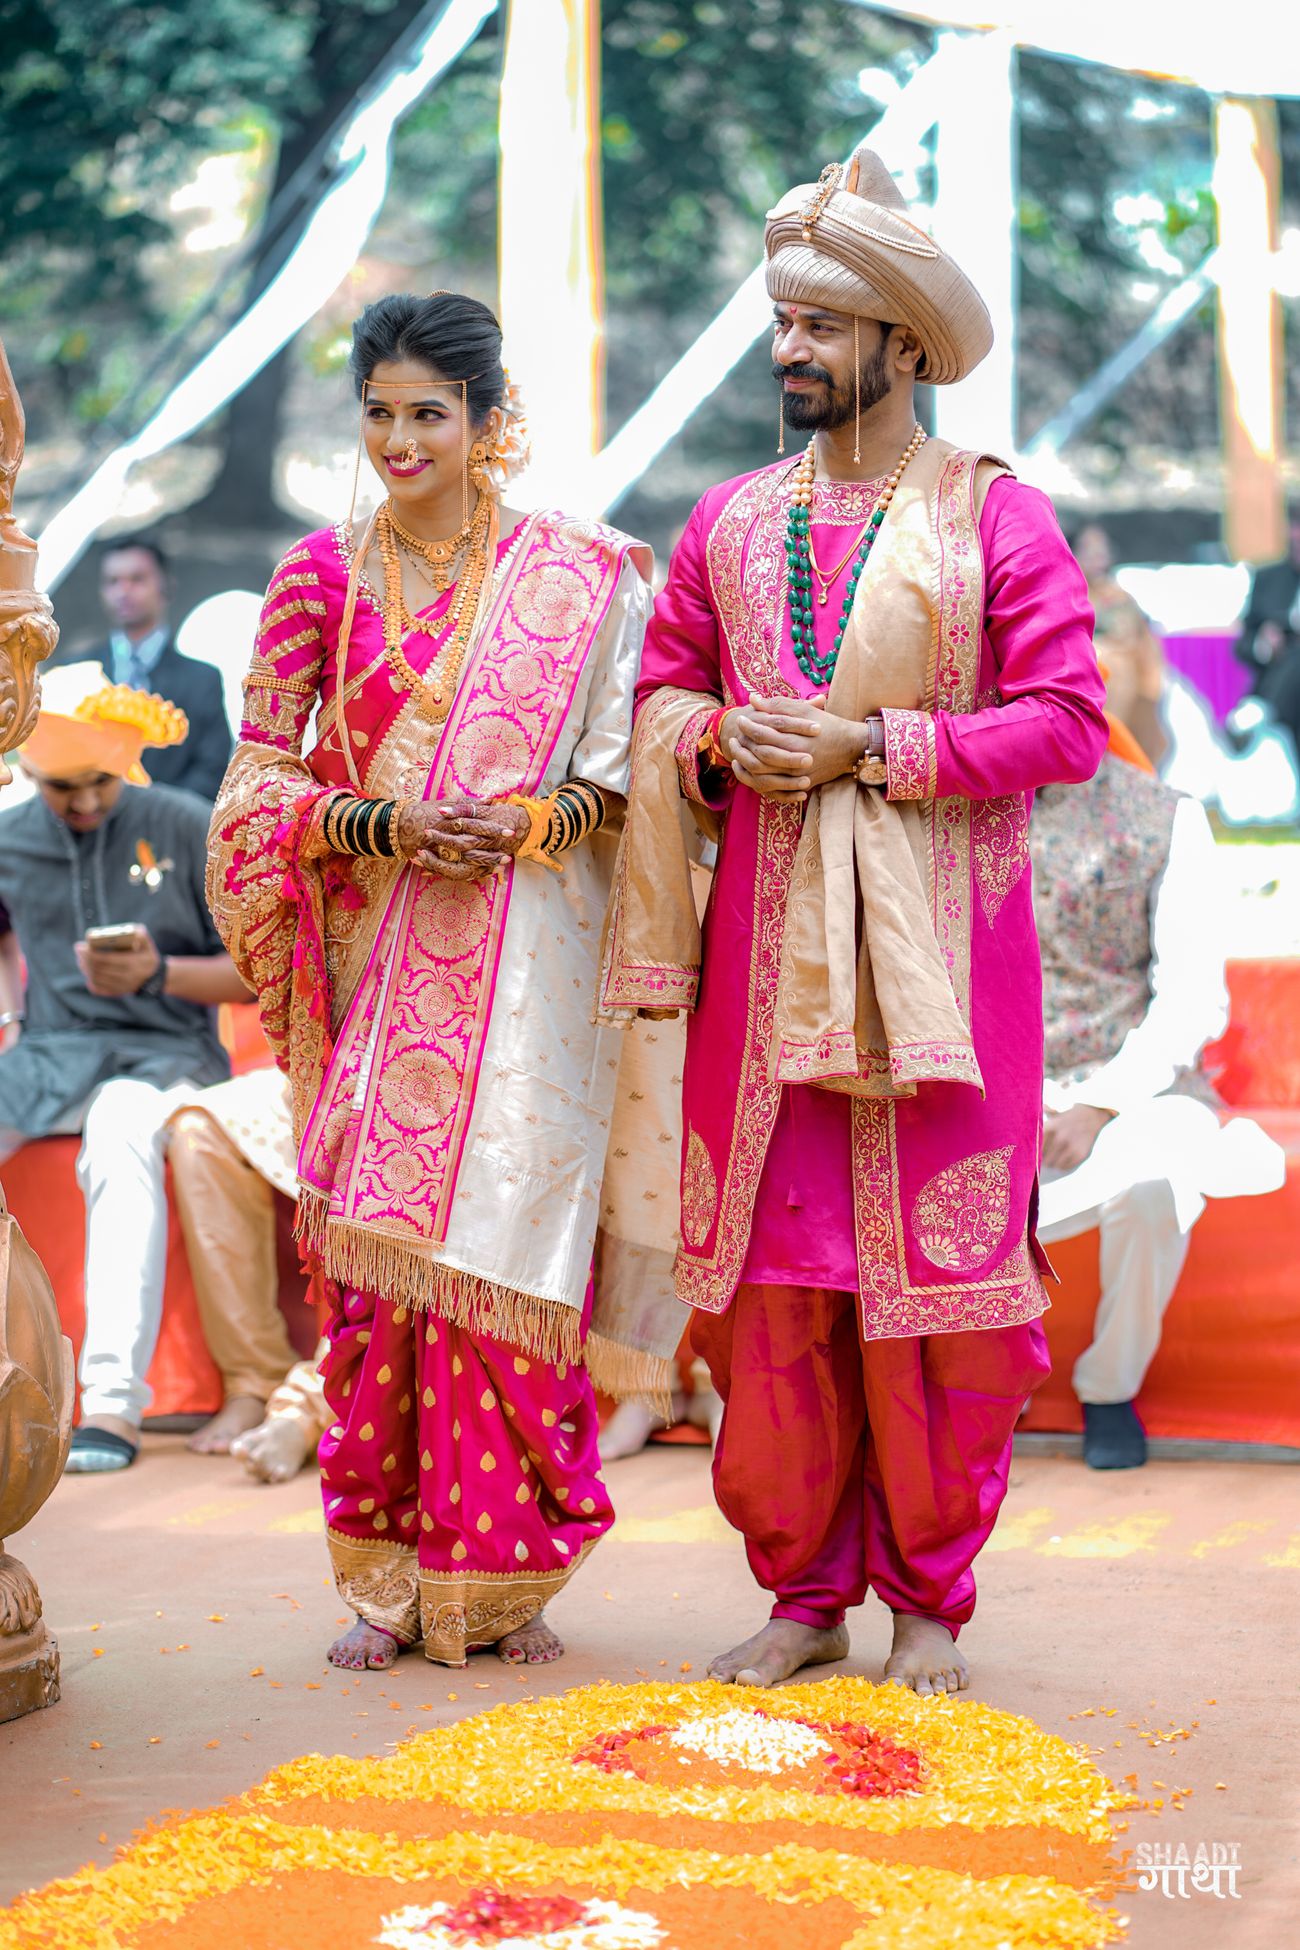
[[467, 438, 494, 501]]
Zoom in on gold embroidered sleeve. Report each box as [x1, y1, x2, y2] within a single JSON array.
[[241, 545, 328, 755], [881, 706, 938, 801]]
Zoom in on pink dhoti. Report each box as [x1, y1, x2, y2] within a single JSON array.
[[320, 1281, 612, 1666], [693, 1284, 1049, 1634]]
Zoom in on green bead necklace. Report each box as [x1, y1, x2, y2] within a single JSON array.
[[784, 424, 927, 687]]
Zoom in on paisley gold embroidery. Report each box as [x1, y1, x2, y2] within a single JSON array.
[[911, 1145, 1014, 1272], [973, 793, 1030, 923], [418, 1540, 598, 1665], [239, 680, 312, 751], [327, 1529, 421, 1644], [454, 710, 533, 793], [378, 1045, 460, 1132], [680, 1127, 719, 1249], [881, 707, 936, 800]]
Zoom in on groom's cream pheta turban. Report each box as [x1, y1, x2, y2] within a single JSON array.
[[765, 145, 994, 385]]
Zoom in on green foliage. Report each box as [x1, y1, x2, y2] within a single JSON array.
[[3, 1, 1298, 546], [1016, 55, 1219, 450], [0, 0, 425, 422], [0, 2, 304, 294], [600, 0, 916, 310]]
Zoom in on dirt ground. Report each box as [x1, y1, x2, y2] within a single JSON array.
[[2, 1436, 1297, 1947]]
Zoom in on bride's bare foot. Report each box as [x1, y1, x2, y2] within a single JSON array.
[[883, 1612, 968, 1697], [708, 1617, 849, 1688], [328, 1620, 400, 1670], [231, 1416, 313, 1483], [497, 1611, 564, 1665], [188, 1395, 266, 1454]]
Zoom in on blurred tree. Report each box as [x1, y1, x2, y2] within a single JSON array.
[[381, 0, 926, 529], [3, 2, 1296, 558], [1017, 55, 1217, 455], [0, 0, 443, 521], [194, 0, 440, 522]]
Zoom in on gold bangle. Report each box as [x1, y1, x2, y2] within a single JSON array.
[[505, 792, 564, 872]]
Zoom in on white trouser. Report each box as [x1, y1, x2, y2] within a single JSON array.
[[1037, 1173, 1192, 1405], [1035, 1093, 1285, 1405], [75, 1076, 200, 1425]]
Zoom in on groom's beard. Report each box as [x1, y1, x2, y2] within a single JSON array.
[[774, 341, 892, 432]]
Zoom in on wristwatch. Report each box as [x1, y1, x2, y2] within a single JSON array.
[[854, 717, 888, 788], [137, 956, 168, 999]]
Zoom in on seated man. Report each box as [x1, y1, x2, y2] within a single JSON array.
[[0, 664, 250, 1471], [1032, 742, 1284, 1468], [167, 1067, 305, 1454]]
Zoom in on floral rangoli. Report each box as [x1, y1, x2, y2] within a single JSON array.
[[0, 1680, 1129, 1950]]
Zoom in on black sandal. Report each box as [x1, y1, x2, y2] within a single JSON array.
[[64, 1426, 139, 1474]]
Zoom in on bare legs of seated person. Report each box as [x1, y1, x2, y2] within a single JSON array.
[[598, 1359, 723, 1462], [230, 1349, 329, 1483]]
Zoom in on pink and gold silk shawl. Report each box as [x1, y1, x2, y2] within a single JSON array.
[[603, 438, 1004, 1097], [210, 513, 635, 1362]]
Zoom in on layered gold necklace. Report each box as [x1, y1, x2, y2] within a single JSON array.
[[386, 501, 476, 593], [375, 494, 497, 721]]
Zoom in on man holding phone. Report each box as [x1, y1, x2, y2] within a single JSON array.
[[0, 663, 250, 1471]]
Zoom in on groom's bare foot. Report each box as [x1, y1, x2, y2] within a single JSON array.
[[189, 1396, 265, 1454], [708, 1618, 849, 1688], [496, 1612, 564, 1665], [328, 1620, 400, 1670], [883, 1612, 968, 1697]]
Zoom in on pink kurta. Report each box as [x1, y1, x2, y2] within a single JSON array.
[[636, 464, 1108, 1329]]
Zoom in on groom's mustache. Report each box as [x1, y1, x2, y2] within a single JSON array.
[[773, 362, 835, 388]]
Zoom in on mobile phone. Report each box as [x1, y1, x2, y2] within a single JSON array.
[[84, 924, 145, 952]]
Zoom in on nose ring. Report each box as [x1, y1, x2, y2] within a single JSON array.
[[401, 438, 419, 464]]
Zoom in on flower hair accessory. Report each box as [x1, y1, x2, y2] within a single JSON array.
[[480, 367, 531, 493]]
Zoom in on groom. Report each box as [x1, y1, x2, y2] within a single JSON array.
[[614, 148, 1107, 1694]]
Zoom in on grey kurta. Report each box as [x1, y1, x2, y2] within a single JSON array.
[[0, 784, 229, 1138]]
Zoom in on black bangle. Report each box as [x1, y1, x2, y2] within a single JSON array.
[[326, 794, 399, 860], [543, 782, 606, 856]]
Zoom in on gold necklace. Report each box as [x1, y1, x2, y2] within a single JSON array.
[[785, 424, 927, 684], [796, 432, 925, 606], [395, 531, 451, 596], [376, 498, 497, 721], [386, 502, 477, 594]]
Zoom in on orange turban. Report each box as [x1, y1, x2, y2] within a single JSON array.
[[19, 662, 188, 784]]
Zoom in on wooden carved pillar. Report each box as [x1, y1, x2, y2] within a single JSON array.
[[0, 334, 72, 1721]]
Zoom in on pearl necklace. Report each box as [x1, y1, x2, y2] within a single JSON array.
[[785, 424, 926, 687]]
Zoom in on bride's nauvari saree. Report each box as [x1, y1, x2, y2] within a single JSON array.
[[209, 512, 652, 1662]]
